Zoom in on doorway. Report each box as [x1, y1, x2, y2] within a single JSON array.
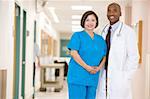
[[13, 3, 21, 99]]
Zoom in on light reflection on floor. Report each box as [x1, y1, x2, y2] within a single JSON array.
[[35, 80, 68, 99]]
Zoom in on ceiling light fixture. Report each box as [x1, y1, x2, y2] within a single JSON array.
[[72, 15, 82, 19], [72, 20, 80, 25], [48, 7, 59, 23], [71, 5, 92, 10]]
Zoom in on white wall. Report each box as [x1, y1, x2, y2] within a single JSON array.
[[36, 12, 58, 48], [148, 1, 150, 53], [132, 0, 149, 99], [146, 0, 150, 98], [0, 0, 15, 99]]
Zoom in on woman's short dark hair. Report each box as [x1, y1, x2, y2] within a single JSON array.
[[81, 10, 99, 28]]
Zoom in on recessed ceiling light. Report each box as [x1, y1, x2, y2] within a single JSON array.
[[72, 20, 80, 25], [71, 5, 92, 10], [72, 15, 82, 19]]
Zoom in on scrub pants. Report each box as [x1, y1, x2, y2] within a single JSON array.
[[68, 83, 97, 99]]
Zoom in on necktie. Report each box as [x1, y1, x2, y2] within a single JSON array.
[[105, 26, 111, 69], [105, 26, 111, 98]]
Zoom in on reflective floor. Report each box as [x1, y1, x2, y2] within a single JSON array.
[[32, 67, 146, 99], [35, 80, 68, 99]]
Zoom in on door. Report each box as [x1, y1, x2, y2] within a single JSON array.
[[13, 3, 21, 99], [21, 10, 27, 99]]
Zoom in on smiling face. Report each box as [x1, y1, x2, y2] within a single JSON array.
[[84, 14, 97, 31], [107, 3, 121, 25], [81, 11, 98, 29]]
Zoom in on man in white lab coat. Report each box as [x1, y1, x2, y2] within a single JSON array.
[[96, 3, 139, 99]]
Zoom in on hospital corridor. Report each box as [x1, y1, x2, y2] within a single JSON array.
[[0, 0, 150, 99]]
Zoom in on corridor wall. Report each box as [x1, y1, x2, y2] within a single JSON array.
[[0, 0, 15, 99], [132, 0, 149, 99]]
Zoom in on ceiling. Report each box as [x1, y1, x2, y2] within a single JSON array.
[[37, 0, 132, 34]]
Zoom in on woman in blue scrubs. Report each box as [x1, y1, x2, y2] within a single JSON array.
[[67, 11, 107, 99]]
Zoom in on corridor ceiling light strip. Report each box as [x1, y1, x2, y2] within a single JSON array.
[[71, 5, 92, 10], [72, 20, 80, 24], [48, 7, 59, 23], [72, 15, 82, 19]]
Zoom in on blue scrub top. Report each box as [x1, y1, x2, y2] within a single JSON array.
[[67, 30, 107, 87]]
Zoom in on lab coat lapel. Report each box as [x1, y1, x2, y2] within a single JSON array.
[[111, 22, 123, 43], [102, 25, 109, 40]]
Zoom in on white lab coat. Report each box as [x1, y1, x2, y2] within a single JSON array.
[[96, 22, 139, 99]]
